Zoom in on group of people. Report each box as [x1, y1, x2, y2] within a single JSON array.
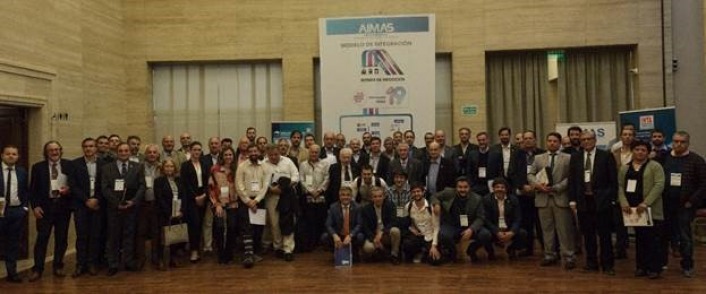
[[0, 125, 704, 283]]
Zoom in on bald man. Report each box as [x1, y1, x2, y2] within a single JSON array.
[[161, 135, 187, 166]]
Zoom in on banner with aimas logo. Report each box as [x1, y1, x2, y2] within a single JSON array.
[[319, 15, 435, 145]]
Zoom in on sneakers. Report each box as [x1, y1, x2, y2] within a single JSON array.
[[242, 255, 255, 269], [682, 269, 694, 278]]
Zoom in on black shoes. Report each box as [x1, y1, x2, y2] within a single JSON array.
[[284, 253, 294, 262], [106, 268, 118, 276], [5, 275, 22, 283]]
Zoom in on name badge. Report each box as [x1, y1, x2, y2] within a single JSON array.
[[626, 179, 637, 193], [172, 199, 181, 218], [526, 165, 532, 174], [129, 157, 140, 163], [145, 176, 154, 189], [670, 173, 682, 187], [342, 181, 353, 188], [249, 181, 260, 192], [114, 179, 125, 192], [498, 216, 507, 230], [460, 214, 469, 227], [478, 167, 487, 179], [51, 179, 60, 192], [396, 207, 406, 218], [305, 176, 314, 187], [220, 186, 230, 196], [584, 170, 592, 183], [89, 177, 96, 196], [487, 179, 494, 193]]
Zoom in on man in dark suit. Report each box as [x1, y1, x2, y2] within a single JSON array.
[[562, 126, 583, 155], [360, 187, 401, 264], [468, 132, 492, 196], [325, 148, 360, 205], [1, 145, 30, 283], [508, 130, 545, 256], [569, 130, 618, 276], [403, 130, 420, 160], [422, 142, 456, 195], [29, 141, 74, 282], [102, 142, 146, 276], [416, 132, 435, 161], [482, 178, 527, 260], [201, 137, 221, 254], [349, 138, 368, 167], [360, 137, 390, 180], [487, 127, 517, 183], [320, 132, 341, 164], [321, 186, 364, 255], [452, 127, 479, 176], [388, 143, 423, 185], [71, 138, 107, 277], [434, 130, 455, 160]]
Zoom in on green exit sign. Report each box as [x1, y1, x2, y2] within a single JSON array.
[[462, 105, 477, 116]]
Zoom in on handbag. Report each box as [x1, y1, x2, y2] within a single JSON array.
[[162, 221, 188, 246]]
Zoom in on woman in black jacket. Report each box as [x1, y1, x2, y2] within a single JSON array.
[[154, 158, 185, 269]]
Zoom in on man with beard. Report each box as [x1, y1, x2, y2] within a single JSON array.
[[235, 144, 271, 268]]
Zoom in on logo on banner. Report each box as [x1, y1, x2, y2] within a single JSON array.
[[358, 22, 395, 34], [360, 49, 404, 76], [639, 115, 655, 130], [386, 86, 407, 105], [354, 91, 365, 103]]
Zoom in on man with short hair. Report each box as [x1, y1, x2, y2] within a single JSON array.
[[96, 135, 114, 162], [352, 164, 388, 206], [349, 138, 368, 167], [386, 171, 411, 222], [362, 132, 373, 154], [401, 183, 441, 265], [482, 178, 527, 260], [362, 137, 390, 179], [263, 144, 299, 261], [127, 135, 143, 163], [649, 129, 670, 164], [29, 141, 74, 281], [325, 148, 360, 206], [529, 132, 576, 269], [423, 142, 457, 195], [388, 143, 423, 185], [108, 134, 121, 153], [468, 132, 492, 196], [417, 132, 435, 161], [135, 144, 161, 269], [298, 144, 330, 252], [336, 133, 348, 149], [453, 127, 479, 176], [434, 130, 455, 159], [563, 126, 583, 155], [303, 133, 316, 150], [320, 132, 340, 165], [221, 138, 233, 150], [612, 127, 635, 259], [509, 130, 545, 257], [488, 127, 517, 182], [433, 177, 491, 263], [102, 142, 146, 276], [360, 186, 401, 264], [246, 127, 257, 143], [161, 135, 187, 166], [1, 145, 30, 283], [403, 130, 420, 160], [661, 131, 706, 278], [179, 132, 192, 160], [382, 137, 397, 161], [288, 130, 308, 164], [569, 130, 618, 276], [235, 144, 271, 268], [322, 186, 364, 258]]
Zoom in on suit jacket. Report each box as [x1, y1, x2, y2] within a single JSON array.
[[319, 146, 341, 162], [422, 157, 457, 193], [203, 153, 219, 174], [431, 188, 485, 232], [388, 157, 423, 185], [325, 163, 361, 205], [528, 152, 571, 208], [468, 148, 491, 195], [441, 145, 455, 160], [452, 143, 479, 176], [508, 148, 546, 192], [359, 200, 397, 240], [1, 164, 29, 210], [154, 175, 185, 225], [482, 193, 522, 235], [30, 159, 74, 209], [487, 143, 517, 183], [360, 153, 390, 179], [180, 159, 211, 204], [416, 147, 428, 162], [71, 157, 107, 206], [618, 160, 665, 220], [101, 160, 146, 208], [408, 146, 421, 162], [351, 151, 368, 168], [325, 201, 362, 237], [568, 149, 618, 213]]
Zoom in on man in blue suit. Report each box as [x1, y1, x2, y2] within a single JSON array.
[[322, 186, 364, 256], [0, 145, 30, 283]]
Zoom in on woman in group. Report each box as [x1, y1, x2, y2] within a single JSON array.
[[618, 140, 665, 279], [154, 158, 185, 270], [208, 146, 239, 264], [180, 141, 210, 262]]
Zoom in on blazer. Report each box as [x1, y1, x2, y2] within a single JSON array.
[[467, 148, 491, 195], [319, 146, 341, 162], [101, 160, 146, 208], [154, 175, 185, 226], [325, 201, 362, 237], [388, 157, 423, 185], [568, 149, 618, 213], [452, 143, 479, 175], [441, 145, 455, 160], [408, 146, 421, 162], [482, 193, 522, 235], [360, 153, 390, 179], [508, 147, 546, 192], [422, 157, 457, 193], [180, 159, 211, 204], [431, 188, 485, 232], [618, 160, 665, 220], [359, 199, 397, 240], [325, 163, 361, 205], [1, 164, 30, 210], [30, 159, 74, 209], [528, 152, 571, 208], [71, 157, 107, 205], [487, 143, 517, 183], [351, 151, 368, 168]]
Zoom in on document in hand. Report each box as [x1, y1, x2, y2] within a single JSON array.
[[335, 244, 352, 267], [622, 207, 653, 227], [248, 208, 267, 225]]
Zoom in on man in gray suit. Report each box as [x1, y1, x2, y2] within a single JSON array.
[[388, 143, 423, 185], [102, 142, 146, 276], [529, 132, 576, 269]]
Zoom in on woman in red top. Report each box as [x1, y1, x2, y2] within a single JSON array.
[[209, 146, 239, 264]]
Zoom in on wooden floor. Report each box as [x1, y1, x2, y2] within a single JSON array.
[[2, 245, 705, 293]]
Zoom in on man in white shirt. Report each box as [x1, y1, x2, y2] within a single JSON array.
[[298, 144, 330, 252], [263, 144, 299, 261], [401, 183, 441, 265], [235, 144, 271, 268]]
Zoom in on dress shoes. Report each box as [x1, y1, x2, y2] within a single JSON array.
[[53, 268, 66, 278], [28, 271, 42, 282], [106, 268, 118, 276], [6, 275, 23, 283], [72, 267, 86, 278], [564, 260, 576, 270]]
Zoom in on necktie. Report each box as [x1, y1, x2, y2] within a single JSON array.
[[51, 162, 59, 197], [121, 162, 127, 178], [344, 165, 351, 182], [548, 153, 556, 186], [5, 167, 12, 202], [585, 152, 593, 194], [341, 205, 350, 236]]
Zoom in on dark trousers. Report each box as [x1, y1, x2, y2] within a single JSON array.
[[106, 206, 139, 269], [485, 228, 528, 254], [213, 207, 238, 263], [299, 201, 328, 252], [33, 201, 71, 273], [0, 207, 27, 277], [518, 196, 542, 252], [662, 196, 681, 266], [136, 201, 159, 265], [677, 206, 696, 270], [236, 199, 265, 256], [186, 202, 205, 252], [74, 203, 103, 269], [438, 224, 492, 259], [613, 205, 629, 252], [577, 197, 614, 270], [402, 234, 432, 260], [635, 221, 664, 273]]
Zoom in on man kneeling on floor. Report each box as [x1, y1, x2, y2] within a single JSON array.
[[482, 178, 528, 260], [360, 186, 401, 264]]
